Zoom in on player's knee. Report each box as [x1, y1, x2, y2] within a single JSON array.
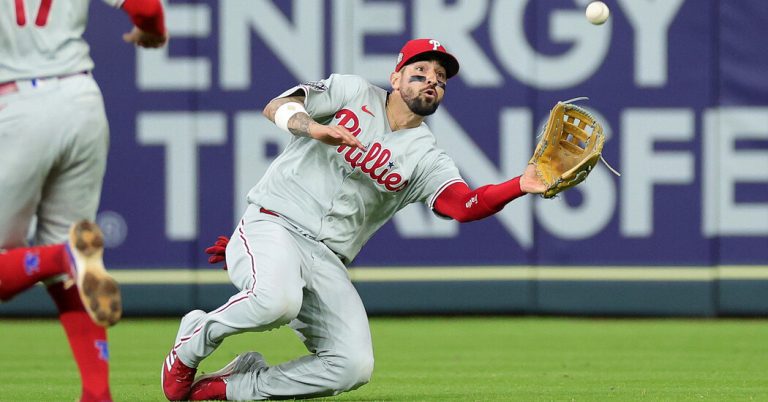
[[350, 353, 375, 387], [255, 288, 302, 325], [325, 352, 375, 392]]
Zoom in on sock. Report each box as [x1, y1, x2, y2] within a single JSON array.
[[0, 244, 70, 301], [47, 282, 112, 402]]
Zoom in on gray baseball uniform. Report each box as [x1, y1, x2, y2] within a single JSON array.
[[172, 74, 464, 400], [0, 0, 120, 248]]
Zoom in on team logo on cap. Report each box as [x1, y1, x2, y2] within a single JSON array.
[[428, 39, 441, 50], [397, 52, 403, 64]]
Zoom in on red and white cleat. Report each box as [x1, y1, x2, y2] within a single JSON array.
[[189, 376, 227, 401], [161, 349, 197, 401], [188, 352, 266, 401]]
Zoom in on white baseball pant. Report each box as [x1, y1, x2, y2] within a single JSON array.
[[0, 73, 107, 248], [172, 205, 374, 400]]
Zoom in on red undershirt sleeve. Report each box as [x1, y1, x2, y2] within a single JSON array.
[[121, 0, 166, 36], [433, 176, 526, 223]]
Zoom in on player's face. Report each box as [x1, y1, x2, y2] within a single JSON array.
[[398, 60, 447, 116]]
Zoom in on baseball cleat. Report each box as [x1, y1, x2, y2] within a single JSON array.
[[188, 376, 227, 401], [162, 348, 197, 401], [189, 352, 266, 401], [66, 220, 121, 327]]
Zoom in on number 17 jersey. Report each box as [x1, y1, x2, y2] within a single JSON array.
[[0, 0, 123, 82]]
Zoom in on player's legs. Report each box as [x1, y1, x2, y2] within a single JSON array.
[[0, 84, 58, 248], [225, 237, 374, 400], [47, 280, 112, 402], [33, 76, 120, 322], [30, 75, 115, 401], [0, 87, 71, 301], [163, 218, 305, 400], [34, 74, 108, 246], [171, 219, 305, 367], [0, 244, 71, 300], [41, 76, 116, 402], [0, 76, 104, 300]]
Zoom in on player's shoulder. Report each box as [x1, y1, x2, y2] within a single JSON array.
[[328, 73, 371, 86], [327, 74, 378, 93], [411, 123, 439, 145], [394, 124, 441, 157]]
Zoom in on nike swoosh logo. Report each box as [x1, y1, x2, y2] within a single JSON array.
[[361, 105, 375, 117]]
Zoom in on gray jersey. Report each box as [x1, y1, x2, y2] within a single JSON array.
[[0, 0, 123, 82], [247, 74, 464, 263]]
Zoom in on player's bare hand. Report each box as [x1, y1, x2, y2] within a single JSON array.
[[123, 27, 168, 48], [520, 164, 547, 194], [309, 124, 367, 151]]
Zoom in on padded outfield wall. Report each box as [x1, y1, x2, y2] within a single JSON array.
[[2, 0, 767, 317]]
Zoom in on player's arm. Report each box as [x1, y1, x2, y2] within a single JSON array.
[[263, 96, 366, 151], [434, 165, 545, 223], [120, 0, 168, 48]]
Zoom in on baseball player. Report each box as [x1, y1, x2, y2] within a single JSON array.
[[162, 38, 547, 401], [0, 1, 167, 401]]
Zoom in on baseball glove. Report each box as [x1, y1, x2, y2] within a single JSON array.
[[205, 235, 229, 270], [529, 99, 606, 198]]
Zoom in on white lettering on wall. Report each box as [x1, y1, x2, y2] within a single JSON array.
[[139, 0, 689, 91], [220, 0, 322, 89], [618, 0, 685, 87], [413, 0, 502, 87], [489, 0, 611, 89], [137, 112, 227, 240], [703, 108, 768, 236], [129, 1, 768, 245], [137, 2, 211, 90], [621, 109, 695, 237], [332, 0, 404, 84]]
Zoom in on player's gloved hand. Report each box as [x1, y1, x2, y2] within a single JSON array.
[[205, 236, 229, 270], [520, 164, 547, 194], [123, 27, 169, 48], [528, 99, 609, 198]]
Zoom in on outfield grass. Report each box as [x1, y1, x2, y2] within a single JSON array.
[[1, 317, 767, 401]]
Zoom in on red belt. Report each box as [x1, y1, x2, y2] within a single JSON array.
[[260, 207, 279, 217], [0, 82, 18, 96], [0, 71, 89, 96]]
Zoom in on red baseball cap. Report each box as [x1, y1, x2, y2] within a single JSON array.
[[395, 38, 460, 79]]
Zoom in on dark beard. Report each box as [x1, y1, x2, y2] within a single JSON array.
[[401, 88, 440, 116]]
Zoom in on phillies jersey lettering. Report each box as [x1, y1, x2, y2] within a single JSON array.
[[0, 0, 124, 82], [334, 109, 407, 192], [248, 74, 463, 263], [338, 141, 408, 192]]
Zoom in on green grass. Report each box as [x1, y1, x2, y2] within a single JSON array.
[[1, 317, 767, 401]]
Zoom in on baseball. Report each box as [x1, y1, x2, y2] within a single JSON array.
[[585, 1, 610, 25]]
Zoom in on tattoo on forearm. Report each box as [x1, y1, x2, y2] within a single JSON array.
[[264, 95, 305, 122], [288, 113, 313, 137]]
